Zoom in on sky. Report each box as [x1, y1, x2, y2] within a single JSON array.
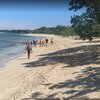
[[0, 0, 85, 30]]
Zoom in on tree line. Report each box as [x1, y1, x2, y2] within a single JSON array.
[[32, 25, 75, 36], [0, 26, 75, 37], [0, 29, 32, 33]]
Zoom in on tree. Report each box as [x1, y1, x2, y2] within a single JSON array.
[[69, 0, 100, 41], [71, 14, 94, 41], [32, 25, 75, 36]]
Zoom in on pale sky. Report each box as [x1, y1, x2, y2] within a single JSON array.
[[0, 0, 85, 29]]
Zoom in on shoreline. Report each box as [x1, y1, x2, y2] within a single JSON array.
[[0, 34, 99, 100], [0, 34, 55, 68], [0, 33, 48, 69], [0, 45, 24, 68]]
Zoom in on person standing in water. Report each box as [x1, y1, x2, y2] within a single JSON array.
[[30, 41, 33, 47], [26, 44, 33, 59], [26, 41, 29, 45]]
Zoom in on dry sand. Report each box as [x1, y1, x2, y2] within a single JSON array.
[[0, 34, 100, 100]]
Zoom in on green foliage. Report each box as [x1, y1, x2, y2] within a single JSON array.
[[69, 0, 100, 41], [32, 25, 75, 37], [0, 29, 32, 33]]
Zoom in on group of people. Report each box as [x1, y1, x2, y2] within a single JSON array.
[[25, 37, 54, 59]]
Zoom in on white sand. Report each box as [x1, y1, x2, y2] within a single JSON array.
[[0, 34, 99, 100]]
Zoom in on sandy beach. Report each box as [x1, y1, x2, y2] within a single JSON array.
[[0, 34, 100, 100]]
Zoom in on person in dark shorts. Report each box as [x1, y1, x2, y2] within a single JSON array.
[[30, 41, 33, 47], [26, 44, 33, 59], [45, 38, 48, 46], [26, 41, 29, 45], [33, 40, 38, 47], [33, 40, 35, 47]]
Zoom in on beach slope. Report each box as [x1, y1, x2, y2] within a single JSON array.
[[0, 34, 100, 100]]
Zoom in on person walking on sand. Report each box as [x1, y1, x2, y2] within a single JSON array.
[[39, 39, 42, 47], [33, 40, 35, 46], [45, 38, 48, 46], [26, 44, 33, 59], [35, 40, 38, 47], [51, 37, 54, 45], [33, 40, 38, 47]]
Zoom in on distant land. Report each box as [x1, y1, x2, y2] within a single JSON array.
[[0, 25, 75, 37]]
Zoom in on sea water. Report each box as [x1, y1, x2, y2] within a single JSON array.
[[0, 32, 44, 67]]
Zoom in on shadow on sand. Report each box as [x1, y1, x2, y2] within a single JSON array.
[[22, 92, 60, 100], [23, 44, 100, 68], [75, 40, 100, 44], [49, 66, 100, 100], [22, 44, 100, 100], [22, 66, 100, 100]]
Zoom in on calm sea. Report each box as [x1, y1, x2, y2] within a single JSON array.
[[0, 32, 44, 67]]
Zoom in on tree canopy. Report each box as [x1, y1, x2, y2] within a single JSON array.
[[32, 25, 75, 36], [69, 0, 100, 41]]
